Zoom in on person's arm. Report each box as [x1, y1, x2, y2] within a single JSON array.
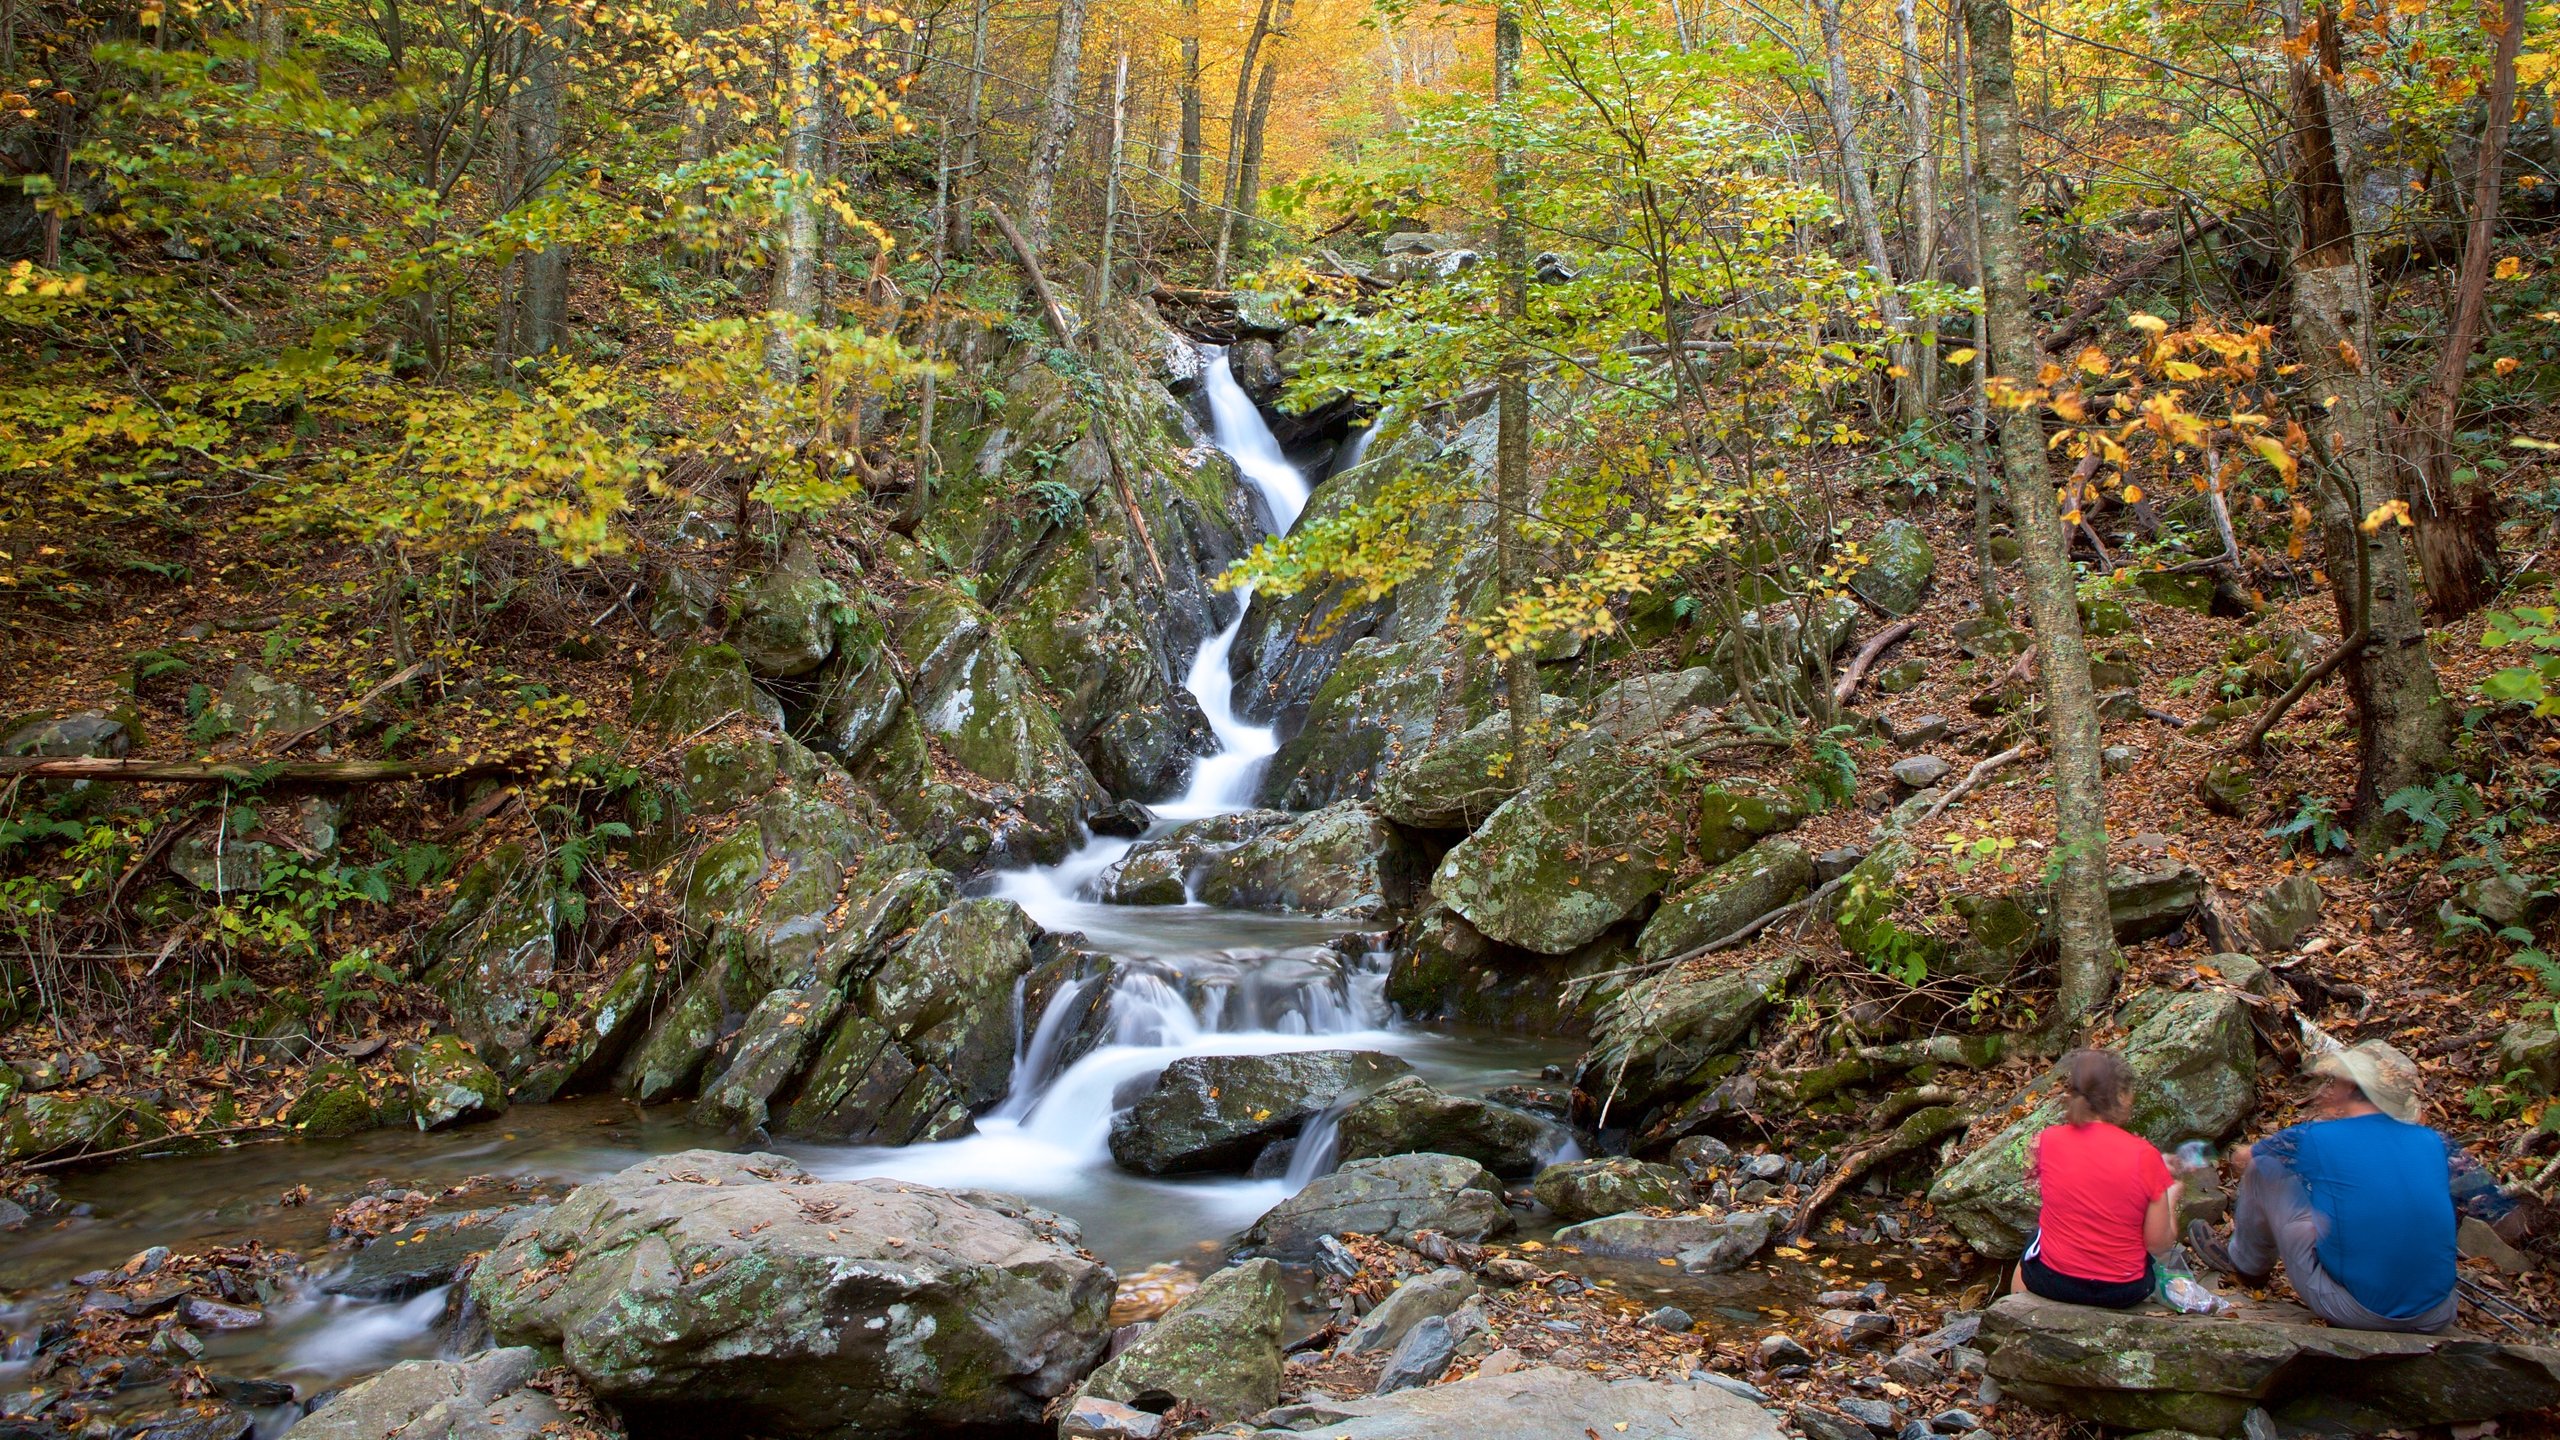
[[2144, 1182, 2183, 1255], [2448, 1138, 2519, 1223]]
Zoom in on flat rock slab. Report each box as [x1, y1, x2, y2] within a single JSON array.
[[1981, 1293, 2560, 1437], [325, 1207, 547, 1300], [1248, 1365, 1784, 1439]]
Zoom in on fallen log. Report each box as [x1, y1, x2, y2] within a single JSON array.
[[1833, 618, 1921, 705], [0, 755, 524, 785], [1783, 1102, 1972, 1243]]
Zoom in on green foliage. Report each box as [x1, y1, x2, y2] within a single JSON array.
[[2479, 606, 2560, 716], [1026, 478, 1087, 529], [2266, 794, 2351, 857]]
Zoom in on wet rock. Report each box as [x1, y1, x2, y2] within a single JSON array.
[[1890, 756, 1952, 789], [1088, 800, 1155, 838], [1553, 1210, 1779, 1273], [1190, 802, 1422, 917], [283, 1062, 379, 1139], [1930, 991, 2256, 1256], [1852, 520, 1937, 617], [1062, 1396, 1163, 1440], [1636, 840, 1817, 963], [1242, 1153, 1514, 1258], [328, 1207, 543, 1300], [1252, 1366, 1785, 1440], [727, 538, 838, 679], [1334, 1076, 1572, 1177], [279, 1345, 562, 1440], [1230, 339, 1285, 400], [1574, 955, 1800, 1123], [861, 897, 1044, 1111], [1530, 1157, 1694, 1221], [1822, 1309, 1897, 1345], [1257, 636, 1448, 811], [1, 1091, 147, 1162], [472, 1150, 1110, 1437], [1077, 1259, 1284, 1424], [395, 1035, 504, 1130], [1109, 1051, 1413, 1175], [1646, 1306, 1693, 1332], [1980, 1293, 2560, 1436]]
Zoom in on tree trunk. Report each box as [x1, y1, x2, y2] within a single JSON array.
[[765, 5, 823, 384], [1821, 0, 1920, 423], [2286, 2, 2448, 834], [504, 7, 569, 366], [1896, 0, 1939, 410], [1095, 49, 1130, 314], [1966, 0, 2118, 1032], [1213, 0, 1278, 282], [1179, 0, 1205, 222], [1221, 0, 1292, 278], [947, 0, 989, 258], [1023, 0, 1090, 256], [1493, 0, 1543, 783], [2408, 0, 2522, 619]]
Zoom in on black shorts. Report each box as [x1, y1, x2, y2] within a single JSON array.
[[2020, 1251, 2153, 1308]]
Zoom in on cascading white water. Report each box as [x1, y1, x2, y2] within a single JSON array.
[[800, 347, 1574, 1265]]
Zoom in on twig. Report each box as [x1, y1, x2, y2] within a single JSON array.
[[1833, 619, 1920, 706], [1784, 1103, 1973, 1243], [269, 660, 437, 755], [21, 1122, 285, 1171], [1917, 743, 2034, 828]]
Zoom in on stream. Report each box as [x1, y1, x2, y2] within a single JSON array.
[[0, 348, 1578, 1419]]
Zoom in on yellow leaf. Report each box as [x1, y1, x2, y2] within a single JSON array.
[[2123, 484, 2145, 504], [2077, 346, 2111, 375], [2128, 313, 2169, 334], [2497, 356, 2523, 377], [2361, 498, 2412, 532], [2496, 256, 2528, 281], [1944, 347, 1978, 365], [2163, 360, 2206, 382]]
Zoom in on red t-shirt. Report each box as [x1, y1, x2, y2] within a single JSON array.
[[2030, 1120, 2171, 1283]]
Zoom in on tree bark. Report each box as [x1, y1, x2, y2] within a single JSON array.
[[1212, 0, 1278, 281], [1023, 0, 1091, 256], [947, 0, 989, 258], [1821, 0, 1920, 423], [1493, 0, 1543, 784], [2407, 0, 2522, 619], [1095, 48, 1130, 314], [1896, 0, 1939, 410], [1219, 0, 1292, 280], [2285, 2, 2449, 834], [1966, 0, 2118, 1032], [509, 9, 569, 364], [764, 3, 823, 384], [1179, 0, 1205, 222]]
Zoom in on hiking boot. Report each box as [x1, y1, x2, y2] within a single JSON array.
[[2185, 1219, 2268, 1283]]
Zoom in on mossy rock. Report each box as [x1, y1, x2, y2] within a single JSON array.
[[725, 538, 839, 679], [631, 643, 783, 734], [1851, 518, 1937, 616], [287, 1062, 380, 1139], [2131, 568, 2216, 614], [397, 1035, 505, 1130], [1076, 1259, 1285, 1423]]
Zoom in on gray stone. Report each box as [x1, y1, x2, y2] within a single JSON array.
[[727, 538, 837, 679], [1759, 1334, 1813, 1367], [281, 1347, 562, 1440], [1241, 1153, 1514, 1258], [1111, 1051, 1414, 1175], [170, 794, 345, 895], [396, 1035, 504, 1130], [1375, 698, 1574, 831], [2246, 875, 2322, 951], [1373, 1314, 1457, 1393], [1253, 1366, 1784, 1440], [1575, 955, 1799, 1122], [471, 1151, 1111, 1436], [327, 1207, 543, 1300], [2497, 1023, 2560, 1093], [2103, 745, 2137, 774], [1646, 1306, 1694, 1332], [1795, 1406, 1876, 1440], [1553, 1210, 1779, 1274], [1062, 1397, 1163, 1440], [1838, 1397, 1902, 1432], [1635, 840, 1817, 963], [1189, 802, 1422, 918], [1693, 1371, 1770, 1403], [1334, 1076, 1574, 1177], [1890, 756, 1952, 789], [1852, 520, 1937, 616], [1980, 1293, 2560, 1437], [1078, 1259, 1284, 1424], [1531, 1157, 1695, 1221], [1672, 1136, 1735, 1177], [1340, 1267, 1478, 1355], [629, 642, 784, 735]]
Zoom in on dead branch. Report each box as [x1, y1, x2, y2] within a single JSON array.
[[1782, 1102, 1972, 1243], [1833, 618, 1921, 706], [0, 755, 527, 785]]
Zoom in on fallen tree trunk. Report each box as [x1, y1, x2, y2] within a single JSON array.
[[0, 755, 522, 785], [1784, 1101, 1972, 1242]]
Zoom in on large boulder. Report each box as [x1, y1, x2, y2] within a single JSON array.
[[1374, 699, 1571, 831], [1245, 1366, 1785, 1440], [426, 847, 560, 1085], [1552, 1210, 1780, 1273], [1636, 839, 1817, 962], [1532, 1157, 1694, 1221], [1928, 989, 2257, 1256], [1980, 1294, 2560, 1437], [1241, 1153, 1514, 1258], [397, 1035, 504, 1130], [726, 537, 838, 679], [1109, 1051, 1414, 1175], [0, 1090, 145, 1162], [281, 1347, 563, 1440], [1333, 1076, 1573, 1177], [1075, 1259, 1285, 1425], [1383, 902, 1628, 1035], [1189, 802, 1423, 918], [471, 1151, 1112, 1437], [1849, 518, 1936, 617], [1432, 734, 1804, 956], [1337, 1268, 1477, 1356], [1257, 636, 1450, 811], [630, 642, 783, 735], [1574, 955, 1801, 1124]]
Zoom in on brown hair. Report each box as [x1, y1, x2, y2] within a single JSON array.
[[2057, 1048, 2136, 1126]]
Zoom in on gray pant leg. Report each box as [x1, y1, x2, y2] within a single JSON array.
[[2232, 1157, 2456, 1333]]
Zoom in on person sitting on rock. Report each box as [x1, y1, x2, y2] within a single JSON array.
[[2186, 1040, 2457, 1333], [2011, 1047, 2180, 1308]]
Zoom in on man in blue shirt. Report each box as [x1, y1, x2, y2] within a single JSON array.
[[2187, 1040, 2459, 1333]]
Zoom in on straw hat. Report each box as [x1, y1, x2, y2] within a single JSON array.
[[2308, 1039, 2421, 1125]]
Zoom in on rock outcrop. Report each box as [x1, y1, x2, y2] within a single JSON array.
[[281, 1347, 564, 1440], [1242, 1153, 1515, 1258], [1531, 1157, 1695, 1221], [471, 1151, 1112, 1438], [1109, 1051, 1413, 1175], [1075, 1259, 1286, 1424], [1333, 1076, 1573, 1177], [1245, 1366, 1785, 1440]]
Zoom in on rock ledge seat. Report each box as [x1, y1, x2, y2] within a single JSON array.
[[1981, 1293, 2560, 1437]]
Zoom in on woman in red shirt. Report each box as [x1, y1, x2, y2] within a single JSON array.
[[2012, 1048, 2182, 1307]]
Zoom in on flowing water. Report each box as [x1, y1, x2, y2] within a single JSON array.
[[0, 346, 1576, 1416]]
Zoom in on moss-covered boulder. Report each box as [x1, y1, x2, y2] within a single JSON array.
[[1432, 736, 1803, 956], [1189, 802, 1421, 917], [1258, 636, 1451, 810], [1108, 1050, 1415, 1175], [1532, 1157, 1695, 1221], [398, 1035, 505, 1129], [630, 642, 783, 734], [726, 537, 838, 679], [1850, 519, 1937, 616], [0, 1091, 139, 1161], [1075, 1260, 1285, 1424], [471, 1151, 1112, 1437], [1636, 839, 1816, 962], [865, 898, 1042, 1111], [1383, 903, 1627, 1034], [1929, 989, 2257, 1257], [1375, 699, 1572, 831], [286, 1061, 380, 1138], [511, 938, 664, 1105], [1334, 1076, 1573, 1177], [169, 794, 343, 895], [427, 850, 561, 1085], [1242, 1153, 1515, 1258], [1574, 954, 1801, 1123]]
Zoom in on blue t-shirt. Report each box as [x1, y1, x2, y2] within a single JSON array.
[[2255, 1113, 2457, 1321]]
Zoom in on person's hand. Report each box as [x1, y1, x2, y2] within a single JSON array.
[[2231, 1142, 2254, 1176]]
